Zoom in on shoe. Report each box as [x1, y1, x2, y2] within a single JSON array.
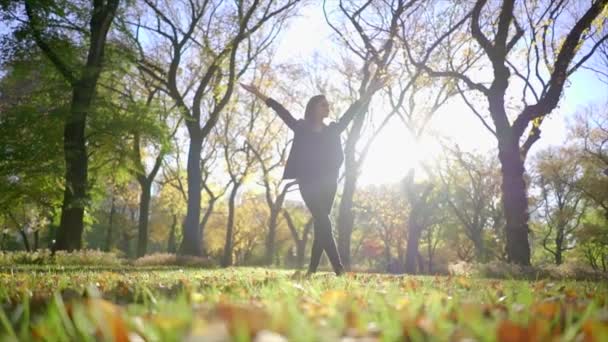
[[335, 266, 346, 276]]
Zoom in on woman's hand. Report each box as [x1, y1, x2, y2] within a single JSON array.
[[240, 83, 268, 101]]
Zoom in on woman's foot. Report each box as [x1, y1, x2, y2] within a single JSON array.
[[335, 265, 346, 276]]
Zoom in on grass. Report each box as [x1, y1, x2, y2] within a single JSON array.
[[0, 266, 607, 341]]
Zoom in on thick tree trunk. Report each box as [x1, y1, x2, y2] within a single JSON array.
[[180, 134, 203, 256], [136, 180, 152, 258], [105, 196, 115, 252], [167, 215, 177, 253], [55, 93, 89, 251], [404, 219, 422, 274], [497, 139, 531, 265], [19, 230, 31, 252], [52, 1, 119, 252], [222, 183, 240, 267]]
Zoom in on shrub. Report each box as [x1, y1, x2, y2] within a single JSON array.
[[132, 253, 216, 268], [447, 260, 608, 281], [0, 249, 124, 266]]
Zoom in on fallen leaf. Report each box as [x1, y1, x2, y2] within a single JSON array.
[[216, 302, 270, 338]]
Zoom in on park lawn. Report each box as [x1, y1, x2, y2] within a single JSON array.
[[0, 267, 607, 341]]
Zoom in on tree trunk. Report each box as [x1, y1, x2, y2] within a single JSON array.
[[295, 240, 306, 269], [427, 237, 433, 274], [417, 250, 425, 274], [121, 230, 130, 258], [497, 138, 531, 265], [180, 134, 203, 256], [337, 171, 357, 270], [136, 179, 152, 258], [555, 229, 564, 265], [167, 214, 177, 253], [384, 243, 391, 268], [472, 231, 486, 263], [19, 229, 31, 252], [34, 230, 39, 251], [404, 219, 423, 274], [54, 99, 89, 251], [337, 106, 366, 270], [222, 183, 240, 267], [105, 196, 115, 252], [284, 211, 312, 269], [52, 1, 119, 252], [199, 198, 217, 256], [265, 206, 281, 265]]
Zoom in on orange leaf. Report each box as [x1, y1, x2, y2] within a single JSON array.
[[84, 298, 130, 342], [497, 320, 529, 342], [532, 301, 561, 320], [216, 302, 270, 338], [582, 320, 608, 342]]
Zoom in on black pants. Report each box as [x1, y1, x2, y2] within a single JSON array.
[[298, 178, 343, 274]]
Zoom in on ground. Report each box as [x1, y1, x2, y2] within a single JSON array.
[[0, 266, 607, 341]]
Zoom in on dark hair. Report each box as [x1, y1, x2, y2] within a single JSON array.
[[304, 95, 326, 122]]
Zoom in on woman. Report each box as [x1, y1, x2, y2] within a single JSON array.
[[241, 82, 376, 276]]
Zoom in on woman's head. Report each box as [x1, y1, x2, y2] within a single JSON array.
[[304, 95, 329, 122]]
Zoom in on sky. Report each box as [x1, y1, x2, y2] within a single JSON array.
[[270, 3, 608, 186]]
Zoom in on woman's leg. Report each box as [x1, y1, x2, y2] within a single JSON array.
[[299, 179, 343, 274], [299, 181, 325, 273], [318, 181, 344, 274]]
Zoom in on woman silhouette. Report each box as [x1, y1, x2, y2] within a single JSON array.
[[241, 83, 377, 276]]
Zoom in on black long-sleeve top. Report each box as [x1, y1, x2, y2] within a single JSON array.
[[265, 96, 371, 182]]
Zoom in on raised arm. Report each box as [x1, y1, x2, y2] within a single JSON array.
[[240, 83, 298, 131], [334, 91, 374, 133], [334, 76, 388, 133]]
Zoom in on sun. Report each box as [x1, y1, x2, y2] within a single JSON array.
[[359, 120, 439, 186]]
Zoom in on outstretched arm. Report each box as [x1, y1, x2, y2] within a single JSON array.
[[334, 91, 374, 133], [334, 76, 388, 133], [240, 83, 298, 131]]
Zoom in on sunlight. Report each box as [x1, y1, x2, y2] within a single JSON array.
[[359, 121, 440, 185]]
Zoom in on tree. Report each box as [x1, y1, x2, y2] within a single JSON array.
[[323, 0, 412, 269], [402, 171, 446, 273], [576, 212, 608, 271], [533, 147, 587, 265], [1, 0, 121, 250], [153, 160, 189, 254], [218, 101, 259, 267], [402, 0, 608, 265], [0, 46, 67, 250], [121, 0, 300, 256], [569, 103, 608, 220], [104, 66, 181, 257], [438, 147, 503, 262], [283, 204, 312, 269], [354, 184, 408, 270]]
